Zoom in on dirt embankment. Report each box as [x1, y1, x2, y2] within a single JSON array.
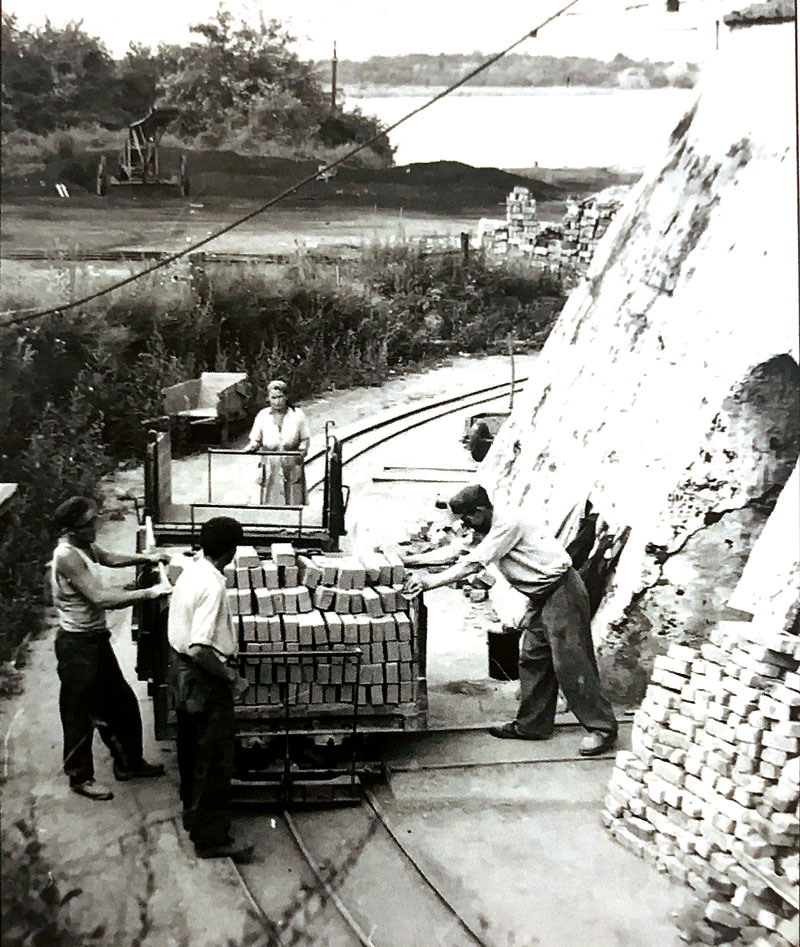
[[1, 148, 633, 214]]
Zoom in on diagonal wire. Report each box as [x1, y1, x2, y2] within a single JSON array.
[[0, 0, 582, 330]]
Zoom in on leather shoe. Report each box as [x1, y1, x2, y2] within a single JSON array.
[[113, 760, 165, 781], [71, 779, 114, 801], [488, 722, 549, 741], [196, 842, 255, 864], [578, 732, 617, 756]]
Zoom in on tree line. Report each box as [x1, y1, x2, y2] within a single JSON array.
[[317, 52, 699, 90], [1, 5, 394, 163]]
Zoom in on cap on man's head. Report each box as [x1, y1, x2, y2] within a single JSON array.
[[53, 496, 96, 532], [448, 484, 491, 515]]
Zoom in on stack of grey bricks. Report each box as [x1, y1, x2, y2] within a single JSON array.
[[560, 197, 620, 285], [225, 544, 419, 711], [479, 190, 621, 288], [604, 621, 799, 947]]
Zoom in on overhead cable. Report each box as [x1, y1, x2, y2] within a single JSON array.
[[0, 0, 581, 330]]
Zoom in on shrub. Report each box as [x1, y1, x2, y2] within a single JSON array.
[[0, 244, 565, 660]]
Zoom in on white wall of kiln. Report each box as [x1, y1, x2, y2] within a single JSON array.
[[478, 20, 799, 643]]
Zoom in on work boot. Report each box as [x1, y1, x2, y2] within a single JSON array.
[[578, 732, 617, 757], [196, 842, 255, 864], [71, 779, 114, 801], [488, 721, 549, 741], [113, 760, 165, 781]]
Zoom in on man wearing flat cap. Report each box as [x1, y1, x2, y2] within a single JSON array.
[[404, 484, 617, 756], [50, 496, 174, 800]]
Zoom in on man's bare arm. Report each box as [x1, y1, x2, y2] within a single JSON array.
[[187, 643, 236, 682], [94, 545, 171, 569], [383, 540, 470, 569], [187, 644, 247, 696], [405, 556, 483, 595], [57, 549, 171, 610]]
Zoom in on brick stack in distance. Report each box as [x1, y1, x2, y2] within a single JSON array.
[[479, 186, 622, 288], [225, 544, 418, 710], [604, 622, 800, 947]]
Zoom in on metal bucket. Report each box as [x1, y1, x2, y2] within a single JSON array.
[[487, 628, 521, 681]]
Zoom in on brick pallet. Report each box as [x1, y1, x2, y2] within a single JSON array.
[[604, 622, 800, 947], [225, 544, 422, 719]]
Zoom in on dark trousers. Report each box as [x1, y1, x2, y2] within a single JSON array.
[[55, 630, 144, 785], [171, 652, 235, 852], [516, 568, 617, 739]]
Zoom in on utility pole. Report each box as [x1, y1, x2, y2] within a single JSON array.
[[507, 332, 516, 411], [331, 41, 338, 114]]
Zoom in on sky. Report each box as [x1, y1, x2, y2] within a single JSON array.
[[3, 0, 728, 64]]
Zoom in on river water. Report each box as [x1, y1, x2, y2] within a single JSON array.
[[345, 86, 697, 171]]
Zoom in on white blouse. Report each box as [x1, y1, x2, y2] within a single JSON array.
[[247, 407, 310, 453]]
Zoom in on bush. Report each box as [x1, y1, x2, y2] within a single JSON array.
[[0, 245, 565, 660]]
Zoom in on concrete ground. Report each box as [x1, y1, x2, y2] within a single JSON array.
[[0, 354, 693, 946]]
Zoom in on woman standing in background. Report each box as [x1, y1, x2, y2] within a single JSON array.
[[246, 379, 310, 505]]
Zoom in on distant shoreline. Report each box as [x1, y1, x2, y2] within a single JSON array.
[[341, 84, 693, 99]]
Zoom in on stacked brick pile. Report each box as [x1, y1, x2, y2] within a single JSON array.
[[561, 197, 619, 269], [478, 189, 621, 288], [604, 621, 800, 946], [506, 186, 539, 252], [224, 544, 418, 710]]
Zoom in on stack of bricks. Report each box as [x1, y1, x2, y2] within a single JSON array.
[[479, 188, 621, 288], [225, 544, 418, 711], [559, 197, 621, 286], [505, 186, 539, 252], [604, 621, 799, 947]]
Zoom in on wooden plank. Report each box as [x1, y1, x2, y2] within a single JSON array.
[[382, 466, 477, 473], [372, 473, 473, 483], [738, 852, 799, 910]]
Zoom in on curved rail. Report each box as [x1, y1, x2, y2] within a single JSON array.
[[282, 802, 490, 947], [283, 809, 376, 947], [227, 714, 630, 946], [362, 788, 490, 947], [232, 799, 493, 947], [305, 375, 527, 493]]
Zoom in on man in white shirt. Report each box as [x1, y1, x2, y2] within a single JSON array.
[[168, 516, 252, 862], [405, 485, 617, 756]]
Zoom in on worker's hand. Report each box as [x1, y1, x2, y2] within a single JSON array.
[[148, 581, 173, 600], [147, 550, 171, 565], [404, 573, 430, 597], [231, 674, 249, 698]]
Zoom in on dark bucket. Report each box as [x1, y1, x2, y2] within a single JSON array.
[[487, 629, 521, 681]]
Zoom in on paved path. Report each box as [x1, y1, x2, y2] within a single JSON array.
[[1, 353, 692, 946]]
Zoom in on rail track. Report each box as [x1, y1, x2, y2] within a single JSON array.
[[228, 718, 630, 947], [304, 375, 526, 493], [234, 793, 493, 947], [211, 372, 625, 947]]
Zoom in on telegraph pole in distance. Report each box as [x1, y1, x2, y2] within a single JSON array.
[[331, 41, 338, 113]]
